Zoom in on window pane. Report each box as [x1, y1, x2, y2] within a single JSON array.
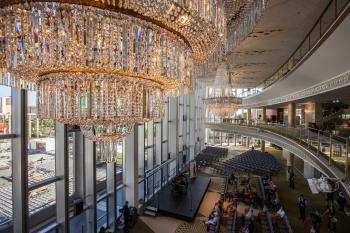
[[0, 139, 12, 225], [96, 143, 107, 184], [29, 182, 56, 215], [0, 85, 11, 134], [28, 91, 56, 184], [96, 198, 107, 229]]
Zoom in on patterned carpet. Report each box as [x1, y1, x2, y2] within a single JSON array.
[[174, 220, 207, 233]]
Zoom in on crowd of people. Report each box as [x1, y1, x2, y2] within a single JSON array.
[[303, 190, 347, 233]]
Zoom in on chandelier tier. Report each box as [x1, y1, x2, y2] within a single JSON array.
[[0, 0, 226, 66], [36, 73, 165, 125], [203, 63, 242, 118], [204, 95, 242, 118], [0, 2, 192, 90], [0, 1, 218, 143]]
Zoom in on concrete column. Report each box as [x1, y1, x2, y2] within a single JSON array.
[[303, 161, 315, 179], [247, 108, 252, 125], [288, 102, 296, 127], [84, 138, 97, 233], [168, 97, 178, 170], [124, 127, 139, 207], [301, 108, 305, 126], [220, 132, 223, 145], [55, 123, 69, 233], [305, 102, 323, 128], [74, 131, 85, 198], [11, 89, 29, 233], [106, 162, 116, 230], [189, 93, 195, 161], [261, 140, 265, 152], [262, 107, 267, 123], [247, 137, 250, 148], [285, 151, 295, 181]]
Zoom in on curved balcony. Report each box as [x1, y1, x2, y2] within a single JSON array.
[[204, 120, 350, 199], [239, 0, 350, 103]]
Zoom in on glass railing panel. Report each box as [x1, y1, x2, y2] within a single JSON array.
[[337, 0, 349, 14], [310, 21, 321, 47], [300, 38, 310, 58], [321, 1, 336, 34]]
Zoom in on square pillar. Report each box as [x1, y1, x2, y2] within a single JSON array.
[[11, 89, 29, 233], [261, 140, 265, 152], [288, 103, 296, 127], [84, 138, 97, 233], [55, 123, 69, 232], [73, 131, 85, 198], [106, 162, 116, 230], [124, 127, 139, 208], [247, 108, 252, 125], [262, 107, 267, 123]]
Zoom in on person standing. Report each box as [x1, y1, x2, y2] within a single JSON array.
[[326, 204, 336, 231], [298, 194, 307, 222], [289, 172, 295, 189], [312, 209, 322, 233], [337, 191, 346, 211], [123, 201, 130, 233]]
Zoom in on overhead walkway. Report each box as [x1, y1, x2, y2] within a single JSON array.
[[205, 121, 350, 201]]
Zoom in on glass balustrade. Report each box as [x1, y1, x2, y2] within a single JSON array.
[[205, 118, 350, 180]]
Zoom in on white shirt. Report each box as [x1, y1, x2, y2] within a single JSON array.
[[277, 208, 285, 218]]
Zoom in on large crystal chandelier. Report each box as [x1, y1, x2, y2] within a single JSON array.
[[196, 0, 267, 79], [0, 1, 226, 150], [203, 63, 242, 119]]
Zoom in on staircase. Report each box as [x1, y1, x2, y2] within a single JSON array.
[[144, 206, 158, 217]]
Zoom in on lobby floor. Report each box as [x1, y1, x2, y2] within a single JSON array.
[[265, 147, 350, 233], [127, 146, 350, 233]]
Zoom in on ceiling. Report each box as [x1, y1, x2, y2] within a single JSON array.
[[242, 13, 350, 108], [226, 0, 330, 88]]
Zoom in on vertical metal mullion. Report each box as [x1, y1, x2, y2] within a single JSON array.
[[12, 89, 29, 233]]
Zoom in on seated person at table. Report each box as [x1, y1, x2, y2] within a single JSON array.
[[271, 206, 285, 222]]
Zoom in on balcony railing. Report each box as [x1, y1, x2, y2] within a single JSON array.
[[205, 118, 350, 180], [241, 0, 350, 98]]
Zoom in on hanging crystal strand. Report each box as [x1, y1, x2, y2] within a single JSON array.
[[140, 26, 146, 74], [145, 29, 152, 75], [129, 23, 136, 72]]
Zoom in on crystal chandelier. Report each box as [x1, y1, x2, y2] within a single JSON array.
[[0, 1, 227, 147], [196, 0, 267, 79], [203, 63, 242, 119]]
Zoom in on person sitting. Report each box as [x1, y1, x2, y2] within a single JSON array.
[[239, 225, 249, 233], [204, 206, 220, 231], [225, 195, 238, 213], [244, 206, 254, 224], [272, 206, 285, 222]]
